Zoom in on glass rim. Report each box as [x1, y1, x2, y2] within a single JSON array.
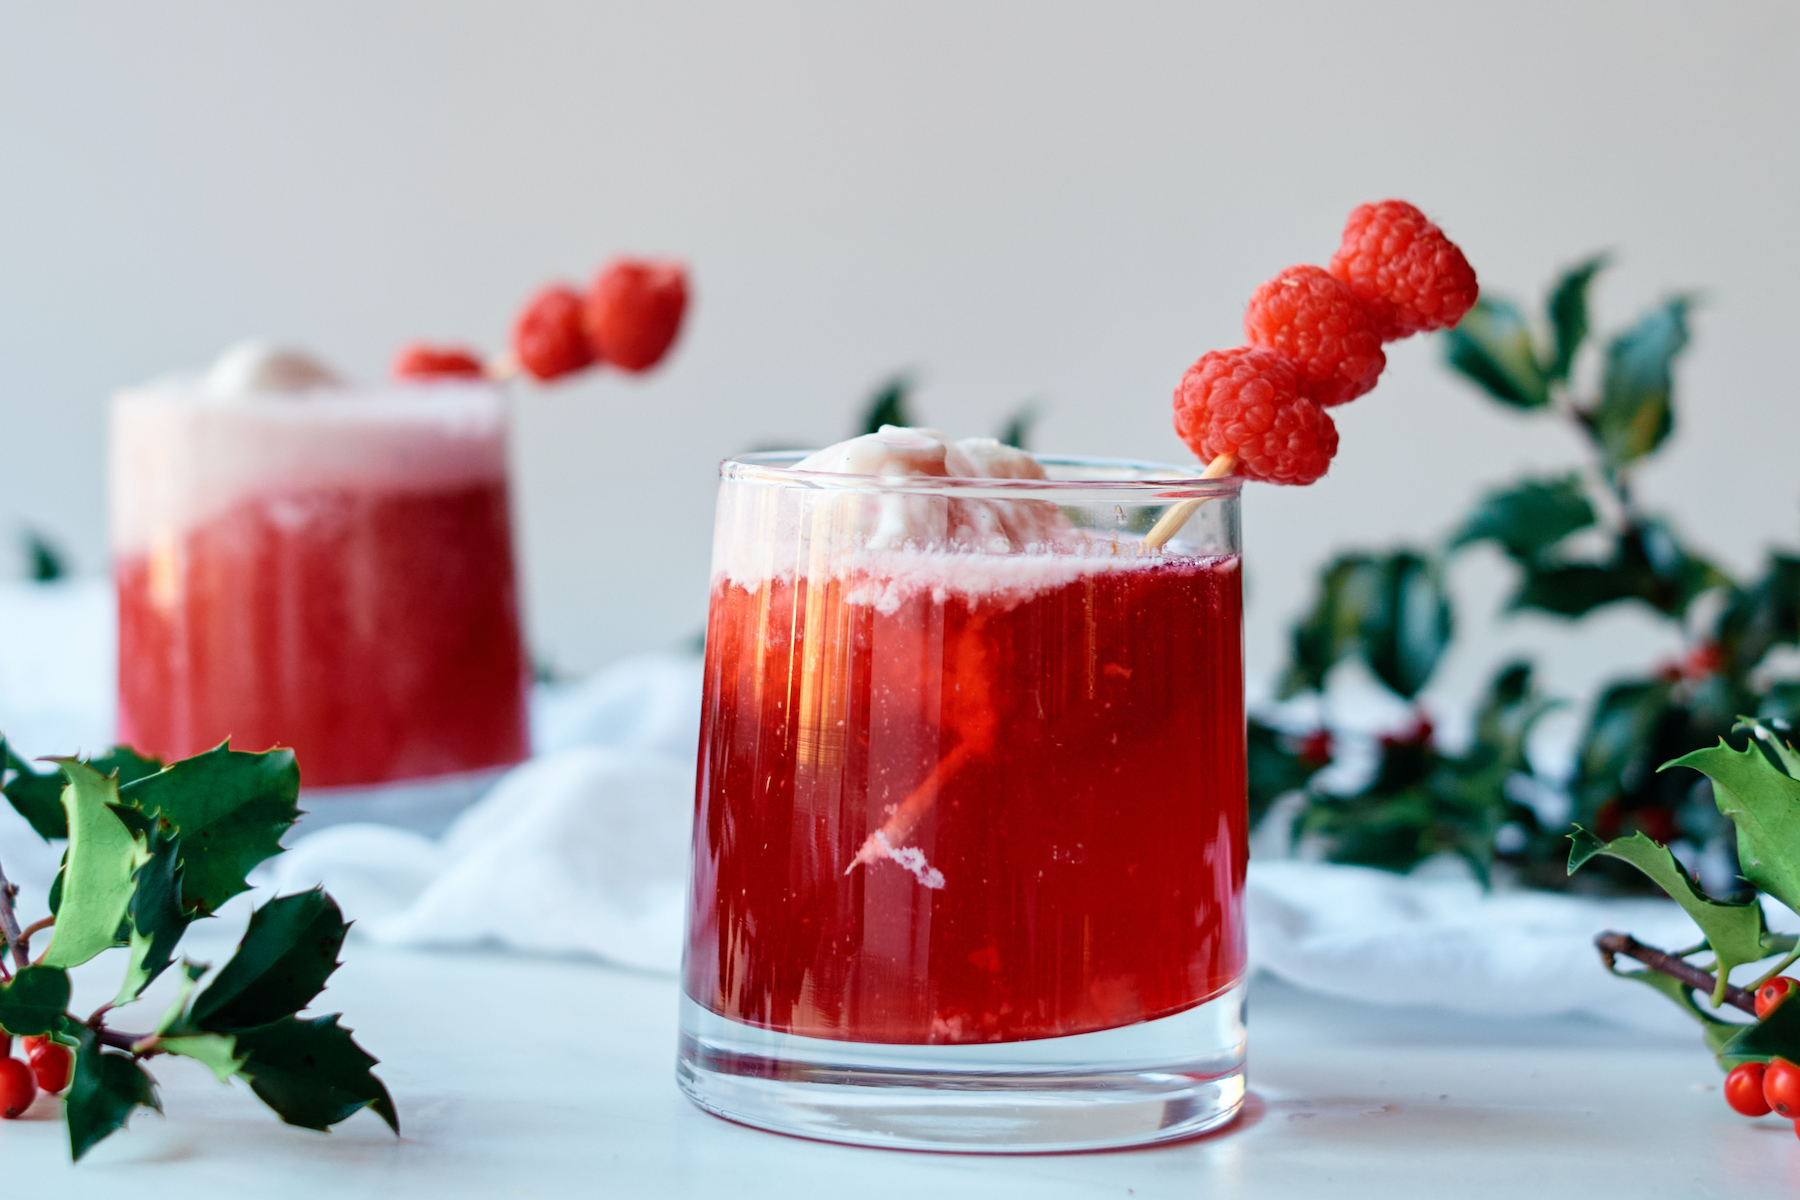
[[719, 451, 1242, 499]]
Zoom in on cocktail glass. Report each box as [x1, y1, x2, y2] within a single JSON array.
[[677, 452, 1246, 1152], [110, 377, 530, 789]]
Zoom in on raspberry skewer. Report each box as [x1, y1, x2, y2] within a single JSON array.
[[1141, 200, 1476, 551], [395, 257, 691, 384]]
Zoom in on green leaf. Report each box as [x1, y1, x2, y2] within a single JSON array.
[[997, 400, 1040, 450], [857, 375, 915, 435], [2, 739, 67, 840], [1587, 295, 1692, 473], [0, 965, 71, 1037], [1442, 297, 1550, 409], [154, 960, 208, 1035], [1567, 827, 1769, 991], [24, 528, 66, 582], [119, 743, 300, 915], [112, 815, 190, 1004], [1722, 988, 1800, 1064], [89, 746, 164, 789], [40, 761, 143, 969], [160, 1033, 244, 1084], [1544, 253, 1608, 383], [64, 1024, 161, 1161], [1515, 518, 1727, 620], [1246, 718, 1327, 828], [1718, 553, 1800, 673], [1279, 551, 1452, 700], [188, 890, 347, 1033], [1664, 740, 1800, 917], [234, 1015, 398, 1133], [1452, 475, 1596, 565], [1354, 552, 1453, 700]]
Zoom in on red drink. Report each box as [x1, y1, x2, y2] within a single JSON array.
[[111, 374, 529, 788], [685, 550, 1246, 1045]]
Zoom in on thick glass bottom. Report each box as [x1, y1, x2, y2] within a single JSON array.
[[675, 982, 1246, 1153]]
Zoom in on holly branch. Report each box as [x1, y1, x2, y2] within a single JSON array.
[[1571, 716, 1800, 1062], [0, 739, 396, 1160]]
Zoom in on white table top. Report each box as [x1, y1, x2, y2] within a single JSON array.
[[5, 941, 1793, 1198]]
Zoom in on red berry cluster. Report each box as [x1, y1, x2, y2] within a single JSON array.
[[0, 1036, 72, 1119], [1723, 978, 1800, 1137], [393, 258, 690, 384], [1173, 200, 1477, 485]]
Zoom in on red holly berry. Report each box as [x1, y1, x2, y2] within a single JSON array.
[[0, 1057, 35, 1118], [1172, 347, 1338, 486], [1757, 976, 1800, 1020], [26, 1041, 70, 1094], [1765, 1057, 1800, 1116], [511, 285, 597, 381], [583, 259, 689, 373], [1297, 729, 1334, 767], [1328, 200, 1479, 341], [393, 343, 486, 381], [1726, 1062, 1773, 1116], [1243, 265, 1386, 407]]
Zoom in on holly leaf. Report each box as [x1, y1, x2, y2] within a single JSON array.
[[997, 400, 1040, 450], [1452, 475, 1595, 566], [160, 1034, 245, 1084], [1279, 551, 1451, 700], [89, 746, 164, 789], [1586, 295, 1692, 473], [1442, 296, 1550, 409], [1718, 553, 1800, 673], [1568, 827, 1770, 991], [2, 738, 67, 840], [1544, 253, 1608, 383], [119, 743, 300, 915], [858, 375, 915, 435], [64, 1024, 161, 1161], [186, 890, 347, 1033], [111, 812, 189, 1004], [40, 761, 142, 969], [1722, 987, 1800, 1064], [234, 1015, 398, 1133], [0, 965, 72, 1037], [1664, 739, 1800, 917], [1246, 719, 1327, 827]]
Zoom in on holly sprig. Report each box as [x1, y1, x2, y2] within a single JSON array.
[[0, 738, 395, 1160], [1571, 716, 1800, 1065]]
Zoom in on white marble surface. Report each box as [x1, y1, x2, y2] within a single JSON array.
[[0, 943, 1789, 1198]]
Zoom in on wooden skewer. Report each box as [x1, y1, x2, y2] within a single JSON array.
[[1139, 453, 1237, 552]]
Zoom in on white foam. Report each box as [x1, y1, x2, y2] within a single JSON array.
[[110, 370, 508, 554], [716, 427, 1226, 608]]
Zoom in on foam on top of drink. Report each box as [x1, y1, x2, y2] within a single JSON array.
[[719, 426, 1224, 608], [111, 341, 509, 553]]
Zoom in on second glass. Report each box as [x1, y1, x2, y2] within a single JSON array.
[[110, 376, 530, 790], [678, 452, 1247, 1152]]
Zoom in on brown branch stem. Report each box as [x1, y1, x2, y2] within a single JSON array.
[[0, 857, 29, 973], [1596, 930, 1757, 1015]]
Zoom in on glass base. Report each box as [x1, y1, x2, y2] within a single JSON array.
[[676, 982, 1246, 1153]]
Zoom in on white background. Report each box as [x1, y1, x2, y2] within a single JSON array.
[[0, 1, 1795, 725]]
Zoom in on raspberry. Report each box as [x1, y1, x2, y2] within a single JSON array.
[[392, 342, 486, 381], [1328, 200, 1478, 341], [583, 259, 689, 373], [511, 284, 597, 381], [1172, 347, 1338, 486], [1244, 265, 1386, 406]]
